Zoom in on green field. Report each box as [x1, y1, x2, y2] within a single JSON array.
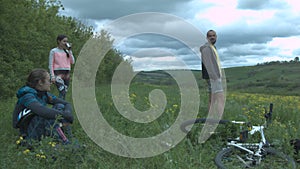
[[1, 63, 299, 168], [134, 62, 300, 96]]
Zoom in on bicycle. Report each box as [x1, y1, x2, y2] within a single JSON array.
[[180, 103, 297, 168]]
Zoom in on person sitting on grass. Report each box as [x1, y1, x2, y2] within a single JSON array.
[[12, 68, 74, 145]]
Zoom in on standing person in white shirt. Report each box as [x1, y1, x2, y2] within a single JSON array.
[[200, 30, 224, 119], [49, 35, 75, 100]]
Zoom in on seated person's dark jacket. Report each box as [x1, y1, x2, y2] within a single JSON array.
[[12, 86, 73, 133]]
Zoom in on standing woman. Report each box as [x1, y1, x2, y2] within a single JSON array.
[[49, 35, 75, 100]]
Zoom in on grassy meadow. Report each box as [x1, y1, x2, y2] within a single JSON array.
[[1, 64, 300, 168]]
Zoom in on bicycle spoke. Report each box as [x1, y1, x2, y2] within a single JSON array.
[[215, 147, 296, 169], [236, 155, 252, 168]]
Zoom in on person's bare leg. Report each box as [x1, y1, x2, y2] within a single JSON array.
[[199, 92, 224, 143], [215, 92, 225, 118], [208, 92, 212, 111]]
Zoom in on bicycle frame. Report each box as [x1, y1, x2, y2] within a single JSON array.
[[214, 103, 295, 168], [226, 123, 268, 164]]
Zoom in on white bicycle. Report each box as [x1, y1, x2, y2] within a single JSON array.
[[181, 103, 296, 168]]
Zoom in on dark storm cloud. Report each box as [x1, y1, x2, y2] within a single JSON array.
[[120, 34, 187, 50], [117, 34, 199, 61], [218, 19, 300, 49], [61, 0, 192, 19], [60, 0, 300, 70]]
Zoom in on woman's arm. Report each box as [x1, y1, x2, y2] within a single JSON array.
[[49, 49, 55, 81], [27, 101, 73, 123], [52, 97, 73, 114], [69, 50, 75, 64]]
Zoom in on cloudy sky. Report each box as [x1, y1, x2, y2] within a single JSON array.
[[60, 0, 300, 71]]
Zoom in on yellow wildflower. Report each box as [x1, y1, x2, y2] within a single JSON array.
[[16, 140, 20, 145], [16, 136, 24, 145], [36, 153, 46, 159], [48, 141, 56, 147], [23, 149, 30, 154]]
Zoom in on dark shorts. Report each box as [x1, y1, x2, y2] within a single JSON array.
[[54, 70, 70, 86]]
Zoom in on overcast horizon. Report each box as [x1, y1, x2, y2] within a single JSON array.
[[59, 0, 300, 71]]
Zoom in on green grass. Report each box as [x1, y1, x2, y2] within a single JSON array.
[[218, 62, 300, 95], [135, 62, 300, 96], [1, 81, 299, 168]]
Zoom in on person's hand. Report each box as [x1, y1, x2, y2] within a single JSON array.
[[62, 122, 71, 127], [51, 78, 56, 84], [63, 110, 73, 123]]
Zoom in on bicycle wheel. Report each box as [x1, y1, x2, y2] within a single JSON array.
[[215, 147, 296, 169], [180, 118, 229, 133]]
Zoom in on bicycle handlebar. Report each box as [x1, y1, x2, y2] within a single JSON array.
[[264, 103, 273, 125], [269, 103, 273, 113]]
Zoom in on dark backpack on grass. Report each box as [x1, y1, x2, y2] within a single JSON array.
[[12, 104, 36, 135]]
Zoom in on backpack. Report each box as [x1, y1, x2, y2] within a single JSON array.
[[16, 108, 35, 134]]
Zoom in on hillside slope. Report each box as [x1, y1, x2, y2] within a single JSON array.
[[224, 63, 300, 95], [133, 62, 300, 96]]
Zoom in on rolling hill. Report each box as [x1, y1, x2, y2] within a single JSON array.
[[132, 62, 300, 96]]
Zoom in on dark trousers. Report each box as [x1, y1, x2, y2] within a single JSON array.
[[25, 104, 72, 143], [26, 116, 56, 140], [54, 70, 70, 100]]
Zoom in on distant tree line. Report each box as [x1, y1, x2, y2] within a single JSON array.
[[257, 57, 300, 66], [0, 0, 132, 99]]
